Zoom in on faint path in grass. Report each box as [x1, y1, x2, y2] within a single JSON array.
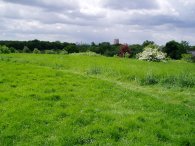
[[27, 62, 195, 108], [1, 56, 194, 108]]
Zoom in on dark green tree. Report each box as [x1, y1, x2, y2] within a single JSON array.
[[64, 44, 78, 53], [163, 40, 187, 59], [142, 40, 155, 48], [129, 44, 143, 57], [180, 41, 190, 51]]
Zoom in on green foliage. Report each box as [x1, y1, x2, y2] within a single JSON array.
[[23, 46, 31, 53], [0, 45, 11, 54], [64, 44, 78, 53], [33, 48, 41, 54], [1, 40, 195, 60], [124, 52, 131, 58], [44, 50, 56, 54], [139, 72, 195, 87], [9, 47, 16, 53], [140, 73, 159, 85], [59, 49, 68, 55], [181, 54, 193, 62], [70, 51, 100, 56], [180, 41, 190, 51], [142, 40, 155, 47], [129, 44, 143, 58], [163, 40, 187, 59]]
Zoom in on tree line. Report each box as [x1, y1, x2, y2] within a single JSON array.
[[0, 39, 195, 60]]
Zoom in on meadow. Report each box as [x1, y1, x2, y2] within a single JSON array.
[[0, 53, 195, 145]]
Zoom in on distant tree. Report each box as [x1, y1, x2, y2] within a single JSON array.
[[64, 44, 78, 53], [142, 40, 155, 48], [9, 47, 16, 53], [119, 44, 131, 57], [91, 42, 96, 46], [98, 42, 111, 55], [45, 50, 56, 54], [129, 44, 143, 57], [59, 49, 68, 55], [0, 45, 11, 54], [23, 46, 31, 53], [33, 48, 41, 54], [163, 40, 187, 59], [180, 41, 190, 51], [77, 44, 90, 52]]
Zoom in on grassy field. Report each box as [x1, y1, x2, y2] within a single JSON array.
[[0, 53, 195, 145]]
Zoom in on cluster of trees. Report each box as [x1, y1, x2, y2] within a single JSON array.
[[0, 40, 120, 56], [0, 39, 195, 61]]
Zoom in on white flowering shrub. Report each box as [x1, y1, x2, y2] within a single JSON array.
[[136, 46, 166, 62]]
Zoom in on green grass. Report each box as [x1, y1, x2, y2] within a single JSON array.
[[0, 53, 195, 145]]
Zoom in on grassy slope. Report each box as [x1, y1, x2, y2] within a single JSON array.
[[0, 54, 195, 145]]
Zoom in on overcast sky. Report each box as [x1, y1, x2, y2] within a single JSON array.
[[0, 0, 195, 44]]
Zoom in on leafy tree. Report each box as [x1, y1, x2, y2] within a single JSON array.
[[59, 49, 68, 55], [91, 42, 96, 46], [33, 48, 41, 54], [142, 40, 155, 48], [45, 50, 56, 54], [0, 45, 11, 54], [64, 44, 78, 53], [180, 41, 190, 51], [163, 40, 187, 59], [129, 44, 143, 57], [23, 46, 31, 53], [98, 42, 111, 55], [77, 44, 90, 52], [9, 47, 16, 53], [119, 44, 131, 57]]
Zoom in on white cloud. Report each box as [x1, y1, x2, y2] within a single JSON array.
[[0, 0, 195, 44]]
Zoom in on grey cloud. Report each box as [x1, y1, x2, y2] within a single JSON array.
[[125, 14, 182, 27], [103, 0, 159, 10], [0, 0, 195, 44], [0, 2, 104, 27], [2, 0, 78, 11]]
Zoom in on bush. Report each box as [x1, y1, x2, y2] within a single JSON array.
[[9, 47, 16, 53], [139, 73, 159, 85], [33, 48, 41, 54], [59, 49, 68, 55], [161, 73, 195, 88], [137, 46, 166, 62], [0, 45, 11, 54], [70, 51, 100, 56], [181, 54, 193, 62], [192, 56, 195, 63], [44, 50, 56, 54], [23, 46, 31, 53]]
